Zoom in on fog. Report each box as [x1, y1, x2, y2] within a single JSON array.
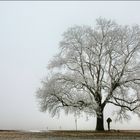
[[0, 1, 140, 130]]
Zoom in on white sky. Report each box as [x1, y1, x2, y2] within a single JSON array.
[[0, 1, 140, 131]]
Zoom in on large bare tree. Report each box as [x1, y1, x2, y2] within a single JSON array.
[[37, 18, 140, 130]]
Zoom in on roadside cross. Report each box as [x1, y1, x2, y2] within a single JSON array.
[[107, 117, 112, 131]]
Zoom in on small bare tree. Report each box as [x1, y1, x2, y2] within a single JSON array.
[[37, 18, 140, 130]]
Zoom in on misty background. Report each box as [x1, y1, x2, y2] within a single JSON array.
[[0, 1, 140, 131]]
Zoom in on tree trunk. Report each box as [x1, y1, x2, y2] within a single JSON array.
[[95, 109, 104, 131]]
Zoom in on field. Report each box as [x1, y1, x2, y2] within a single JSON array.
[[0, 130, 140, 140]]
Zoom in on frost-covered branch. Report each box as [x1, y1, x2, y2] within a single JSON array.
[[37, 18, 140, 127]]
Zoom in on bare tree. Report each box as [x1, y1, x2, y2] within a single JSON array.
[[36, 18, 140, 131]]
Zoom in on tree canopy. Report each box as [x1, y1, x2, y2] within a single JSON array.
[[37, 18, 140, 130]]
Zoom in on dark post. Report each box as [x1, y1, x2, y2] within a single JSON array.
[[106, 117, 112, 131]]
